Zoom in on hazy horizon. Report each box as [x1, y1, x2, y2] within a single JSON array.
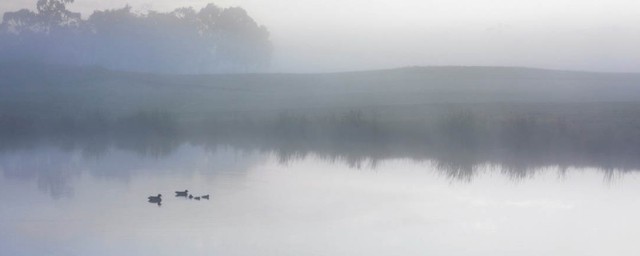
[[2, 0, 639, 73], [3, 2, 640, 255]]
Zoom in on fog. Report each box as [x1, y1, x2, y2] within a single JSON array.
[[0, 1, 271, 73], [3, 0, 639, 73], [3, 65, 640, 176], [3, 2, 640, 255]]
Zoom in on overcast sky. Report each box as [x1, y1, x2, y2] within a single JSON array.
[[2, 0, 640, 73]]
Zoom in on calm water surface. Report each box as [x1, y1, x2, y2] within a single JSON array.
[[1, 144, 639, 256]]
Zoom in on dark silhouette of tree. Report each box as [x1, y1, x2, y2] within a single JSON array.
[[0, 1, 271, 73], [35, 0, 81, 29], [1, 0, 80, 33]]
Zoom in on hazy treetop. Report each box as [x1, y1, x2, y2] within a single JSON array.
[[1, 0, 639, 73], [0, 0, 271, 73]]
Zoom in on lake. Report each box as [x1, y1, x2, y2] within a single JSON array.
[[1, 143, 639, 256]]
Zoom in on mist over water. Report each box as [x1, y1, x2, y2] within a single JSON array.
[[2, 143, 640, 256], [2, 65, 640, 255], [2, 1, 640, 255]]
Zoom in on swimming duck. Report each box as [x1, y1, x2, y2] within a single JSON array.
[[188, 194, 193, 199], [175, 190, 188, 197], [194, 196, 201, 200], [148, 194, 162, 203], [201, 195, 210, 200]]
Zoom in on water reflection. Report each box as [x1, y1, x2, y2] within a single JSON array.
[[1, 114, 639, 255], [1, 147, 639, 256], [1, 128, 637, 198], [0, 144, 264, 198], [0, 141, 636, 203]]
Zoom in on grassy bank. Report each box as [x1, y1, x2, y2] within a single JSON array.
[[2, 63, 640, 175]]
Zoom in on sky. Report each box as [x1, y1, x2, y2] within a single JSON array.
[[1, 0, 640, 73]]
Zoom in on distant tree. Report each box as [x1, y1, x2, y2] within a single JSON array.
[[1, 0, 79, 33], [0, 1, 271, 73], [35, 0, 82, 30], [0, 0, 83, 63]]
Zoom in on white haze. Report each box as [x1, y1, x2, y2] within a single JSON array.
[[2, 0, 639, 73]]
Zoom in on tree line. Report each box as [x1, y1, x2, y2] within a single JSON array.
[[0, 0, 272, 73]]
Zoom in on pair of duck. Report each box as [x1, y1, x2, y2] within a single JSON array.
[[175, 190, 210, 200]]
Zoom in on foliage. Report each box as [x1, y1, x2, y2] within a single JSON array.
[[0, 0, 271, 73]]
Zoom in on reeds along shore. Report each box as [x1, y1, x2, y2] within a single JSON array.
[[2, 107, 640, 176]]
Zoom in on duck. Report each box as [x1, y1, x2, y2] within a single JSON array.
[[188, 194, 193, 199], [194, 196, 201, 200], [201, 194, 210, 200], [175, 190, 189, 197], [148, 194, 162, 203]]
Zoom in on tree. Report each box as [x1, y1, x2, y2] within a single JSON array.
[[36, 0, 81, 30], [0, 0, 81, 34], [0, 1, 271, 73]]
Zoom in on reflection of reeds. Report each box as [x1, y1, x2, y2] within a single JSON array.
[[1, 108, 639, 179]]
